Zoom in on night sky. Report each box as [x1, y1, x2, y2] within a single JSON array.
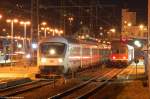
[[0, 0, 147, 22], [0, 0, 148, 35]]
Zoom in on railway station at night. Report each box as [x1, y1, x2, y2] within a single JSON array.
[[0, 0, 149, 99]]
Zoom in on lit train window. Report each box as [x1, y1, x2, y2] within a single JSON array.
[[40, 42, 66, 57]]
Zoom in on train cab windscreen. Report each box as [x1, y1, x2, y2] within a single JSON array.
[[40, 42, 66, 57], [112, 47, 126, 54]]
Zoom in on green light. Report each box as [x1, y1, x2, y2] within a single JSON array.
[[134, 40, 142, 48]]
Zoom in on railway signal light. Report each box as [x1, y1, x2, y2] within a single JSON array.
[[120, 36, 127, 44], [133, 39, 142, 48], [32, 43, 38, 49]]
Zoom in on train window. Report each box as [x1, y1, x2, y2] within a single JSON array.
[[40, 42, 66, 57], [83, 48, 90, 55], [112, 49, 119, 54], [69, 46, 80, 56]]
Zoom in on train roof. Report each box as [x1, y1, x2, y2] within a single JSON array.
[[39, 36, 99, 45]]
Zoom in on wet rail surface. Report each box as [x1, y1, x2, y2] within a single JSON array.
[[49, 68, 123, 99], [0, 79, 54, 97]]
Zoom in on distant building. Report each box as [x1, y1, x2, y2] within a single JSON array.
[[121, 9, 147, 40]]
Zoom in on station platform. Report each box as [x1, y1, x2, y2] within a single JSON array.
[[117, 59, 146, 80], [0, 66, 38, 79]]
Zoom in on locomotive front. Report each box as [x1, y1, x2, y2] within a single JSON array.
[[37, 41, 67, 76]]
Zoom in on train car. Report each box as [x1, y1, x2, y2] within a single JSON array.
[[108, 42, 134, 67], [37, 37, 103, 77]]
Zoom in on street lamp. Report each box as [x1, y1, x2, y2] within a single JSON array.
[[41, 27, 50, 37], [59, 30, 63, 36], [41, 22, 49, 37], [110, 28, 116, 33], [139, 24, 144, 37], [127, 22, 132, 27], [139, 24, 144, 30], [41, 22, 47, 26], [20, 21, 30, 53], [68, 17, 74, 23], [6, 19, 18, 67]]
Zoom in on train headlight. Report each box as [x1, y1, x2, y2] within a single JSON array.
[[58, 58, 63, 63], [49, 49, 56, 55], [123, 56, 127, 59], [25, 54, 31, 59], [41, 57, 46, 63]]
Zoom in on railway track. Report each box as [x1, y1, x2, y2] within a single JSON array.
[[0, 79, 54, 97], [49, 68, 122, 99]]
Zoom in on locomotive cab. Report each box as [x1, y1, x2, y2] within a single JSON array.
[[37, 42, 68, 76]]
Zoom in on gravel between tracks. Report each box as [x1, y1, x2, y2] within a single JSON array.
[[90, 80, 149, 99], [14, 67, 109, 99]]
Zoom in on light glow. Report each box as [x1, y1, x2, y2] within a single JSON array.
[[26, 54, 31, 59], [17, 44, 22, 48], [123, 56, 127, 59], [134, 40, 142, 48], [32, 43, 38, 49], [41, 57, 46, 63], [58, 58, 63, 63], [49, 49, 56, 55], [112, 56, 116, 59]]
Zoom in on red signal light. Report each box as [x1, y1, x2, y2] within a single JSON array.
[[112, 56, 116, 59]]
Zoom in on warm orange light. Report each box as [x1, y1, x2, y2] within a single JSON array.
[[26, 21, 30, 25], [124, 21, 127, 24], [6, 19, 18, 23], [41, 27, 44, 30], [55, 29, 58, 33], [50, 29, 53, 32], [20, 21, 30, 25], [60, 30, 63, 34], [110, 28, 116, 33], [20, 21, 24, 24], [13, 19, 18, 23], [41, 22, 47, 26], [46, 27, 50, 30], [123, 56, 127, 59], [6, 19, 11, 23], [139, 24, 144, 30], [127, 22, 132, 27]]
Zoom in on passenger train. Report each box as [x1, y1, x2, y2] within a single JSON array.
[[36, 36, 111, 77], [108, 41, 134, 66]]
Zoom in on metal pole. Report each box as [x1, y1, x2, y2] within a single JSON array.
[[53, 30, 55, 36], [11, 21, 13, 68], [44, 28, 46, 37], [24, 24, 27, 52], [37, 24, 40, 42], [136, 63, 137, 79]]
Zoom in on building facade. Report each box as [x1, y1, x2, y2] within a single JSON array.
[[121, 9, 147, 40]]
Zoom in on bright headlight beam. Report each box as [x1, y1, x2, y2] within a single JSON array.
[[58, 58, 63, 63], [49, 49, 56, 55], [41, 57, 46, 63]]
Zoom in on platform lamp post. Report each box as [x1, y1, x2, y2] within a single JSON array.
[[20, 21, 31, 53], [109, 28, 116, 40], [41, 22, 47, 37], [6, 19, 18, 68], [41, 27, 50, 37]]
